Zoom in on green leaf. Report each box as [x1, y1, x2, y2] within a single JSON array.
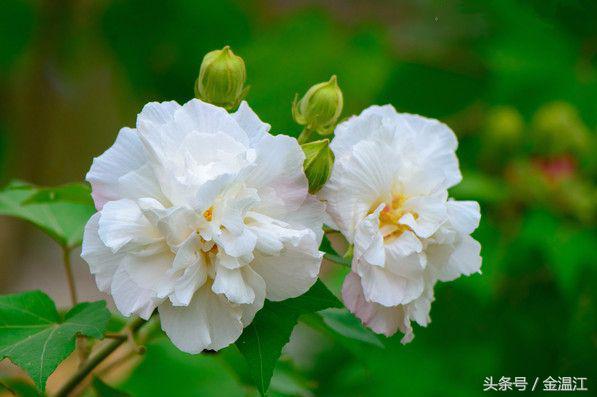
[[317, 308, 384, 348], [0, 181, 96, 248], [23, 183, 94, 206], [319, 235, 351, 267], [122, 338, 246, 397], [93, 377, 131, 397], [235, 280, 342, 396], [0, 291, 110, 391]]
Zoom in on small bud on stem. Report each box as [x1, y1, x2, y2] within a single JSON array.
[[301, 139, 335, 193], [293, 75, 343, 140], [195, 46, 248, 110]]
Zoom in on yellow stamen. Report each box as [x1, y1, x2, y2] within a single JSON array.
[[203, 207, 213, 221], [373, 194, 418, 241]]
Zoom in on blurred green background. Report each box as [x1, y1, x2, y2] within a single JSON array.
[[0, 0, 595, 396]]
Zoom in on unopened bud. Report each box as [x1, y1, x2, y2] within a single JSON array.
[[195, 46, 248, 110], [301, 139, 334, 193], [293, 75, 343, 135]]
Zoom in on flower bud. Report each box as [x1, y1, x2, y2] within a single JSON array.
[[293, 75, 343, 135], [301, 139, 335, 193], [195, 46, 247, 110]]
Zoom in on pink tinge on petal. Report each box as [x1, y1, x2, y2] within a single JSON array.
[[342, 272, 414, 340]]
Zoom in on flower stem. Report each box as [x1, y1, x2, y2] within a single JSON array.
[[62, 247, 78, 306], [54, 317, 147, 397], [297, 128, 314, 144], [0, 380, 16, 396], [61, 247, 89, 368], [323, 252, 351, 267]]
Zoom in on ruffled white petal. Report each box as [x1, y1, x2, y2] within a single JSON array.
[[111, 266, 160, 319], [251, 235, 322, 301], [212, 266, 255, 304], [342, 272, 413, 342], [240, 267, 266, 325], [446, 200, 481, 235], [81, 213, 121, 292], [357, 262, 424, 307], [233, 101, 271, 146], [97, 199, 162, 252], [159, 283, 243, 354], [320, 140, 399, 240], [353, 205, 385, 267], [87, 128, 148, 210], [247, 134, 307, 215]]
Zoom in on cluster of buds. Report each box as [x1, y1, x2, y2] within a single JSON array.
[[195, 48, 343, 193], [293, 76, 343, 192]]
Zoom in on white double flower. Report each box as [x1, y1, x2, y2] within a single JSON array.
[[82, 99, 324, 353], [320, 105, 482, 343]]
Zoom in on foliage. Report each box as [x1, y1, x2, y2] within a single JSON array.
[[236, 280, 342, 395], [0, 182, 95, 248], [0, 0, 595, 396], [92, 377, 131, 397], [0, 291, 110, 391]]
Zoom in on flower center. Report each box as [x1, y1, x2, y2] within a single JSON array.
[[375, 194, 417, 241], [203, 206, 213, 222]]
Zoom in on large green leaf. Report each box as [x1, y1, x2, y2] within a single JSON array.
[[235, 280, 342, 396], [0, 291, 110, 391], [0, 181, 96, 248]]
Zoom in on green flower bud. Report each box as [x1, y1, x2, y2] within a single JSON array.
[[195, 46, 248, 110], [301, 139, 335, 193], [293, 75, 343, 135]]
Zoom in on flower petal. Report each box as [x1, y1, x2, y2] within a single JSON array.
[[251, 235, 322, 301], [401, 191, 448, 238], [81, 213, 121, 292], [342, 272, 413, 340], [320, 140, 399, 241], [233, 101, 271, 146], [358, 262, 424, 307], [447, 200, 481, 235], [212, 266, 256, 305], [87, 128, 148, 210], [353, 205, 385, 267], [97, 199, 161, 252], [240, 267, 266, 325], [159, 284, 243, 353], [111, 266, 160, 319]]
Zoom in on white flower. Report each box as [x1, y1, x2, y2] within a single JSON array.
[[320, 105, 481, 342], [82, 99, 325, 353]]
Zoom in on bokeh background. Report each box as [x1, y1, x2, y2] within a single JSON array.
[[1, 0, 596, 396]]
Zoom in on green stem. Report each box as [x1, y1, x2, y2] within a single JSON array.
[[0, 380, 16, 396], [62, 247, 77, 306], [297, 128, 314, 144], [323, 253, 351, 267], [54, 317, 147, 397]]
